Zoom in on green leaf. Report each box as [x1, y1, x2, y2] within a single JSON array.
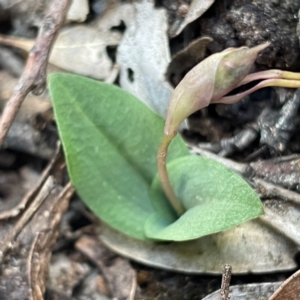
[[145, 156, 264, 241], [49, 73, 188, 240]]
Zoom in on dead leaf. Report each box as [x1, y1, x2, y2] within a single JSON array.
[[66, 0, 89, 23], [100, 221, 297, 274], [251, 155, 300, 191], [0, 24, 121, 81], [94, 2, 134, 30], [169, 0, 215, 37], [269, 269, 300, 300], [0, 179, 74, 300], [48, 253, 91, 297], [74, 272, 111, 300], [76, 235, 137, 300], [50, 25, 121, 80], [117, 0, 173, 118], [0, 143, 61, 219], [202, 282, 282, 300], [261, 200, 300, 246], [0, 34, 33, 52], [166, 36, 213, 86]]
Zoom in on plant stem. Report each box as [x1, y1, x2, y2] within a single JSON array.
[[157, 133, 186, 216]]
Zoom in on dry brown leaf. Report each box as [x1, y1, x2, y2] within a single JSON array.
[[117, 0, 173, 118], [49, 25, 121, 80], [0, 34, 33, 52], [203, 282, 282, 300], [269, 269, 300, 300], [100, 220, 297, 274], [0, 24, 121, 80], [169, 0, 215, 37], [76, 235, 137, 300]]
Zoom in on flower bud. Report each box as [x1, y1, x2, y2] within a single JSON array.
[[165, 42, 270, 137]]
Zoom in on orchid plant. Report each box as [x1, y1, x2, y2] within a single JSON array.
[[49, 42, 300, 242], [158, 42, 300, 216]]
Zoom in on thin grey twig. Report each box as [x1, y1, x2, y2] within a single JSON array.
[[0, 141, 61, 219], [253, 177, 300, 204], [220, 264, 232, 300], [0, 176, 55, 260], [188, 144, 248, 175], [0, 0, 70, 148]]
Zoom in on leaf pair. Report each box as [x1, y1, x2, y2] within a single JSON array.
[[49, 73, 263, 241]]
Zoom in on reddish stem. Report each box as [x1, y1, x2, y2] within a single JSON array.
[[157, 133, 185, 216]]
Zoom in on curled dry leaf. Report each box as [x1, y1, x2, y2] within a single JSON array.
[[0, 34, 34, 56], [100, 221, 297, 274], [169, 0, 215, 37], [269, 269, 300, 300], [202, 282, 282, 300], [117, 0, 173, 118], [166, 36, 213, 86]]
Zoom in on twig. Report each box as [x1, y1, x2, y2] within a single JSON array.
[[27, 182, 74, 300], [0, 141, 61, 219], [0, 176, 55, 261], [220, 264, 232, 300], [188, 145, 248, 175], [253, 177, 300, 204], [0, 0, 70, 148]]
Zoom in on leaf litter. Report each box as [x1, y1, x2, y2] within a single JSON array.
[[168, 0, 215, 37], [1, 0, 300, 299], [117, 0, 174, 118]]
